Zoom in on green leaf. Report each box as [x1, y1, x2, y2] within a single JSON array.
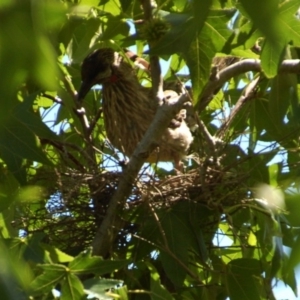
[[192, 0, 213, 32], [157, 205, 194, 287], [0, 119, 51, 169], [83, 278, 123, 299], [71, 18, 103, 63], [279, 0, 300, 46], [69, 249, 128, 275], [184, 35, 214, 103], [260, 39, 285, 78], [240, 0, 300, 77], [247, 151, 277, 185], [150, 266, 174, 300], [0, 240, 33, 299], [185, 9, 235, 101], [80, 0, 100, 6], [119, 0, 132, 12], [239, 0, 282, 43], [0, 169, 19, 212], [164, 54, 185, 80], [29, 264, 67, 295], [114, 284, 128, 300], [61, 273, 85, 300], [226, 258, 263, 300], [15, 94, 59, 141], [285, 194, 300, 227], [150, 13, 195, 55], [99, 0, 122, 16], [282, 256, 297, 297], [23, 233, 46, 264], [270, 237, 284, 277], [268, 73, 296, 126], [173, 0, 187, 11], [101, 16, 130, 40], [288, 233, 300, 267], [41, 244, 74, 264]]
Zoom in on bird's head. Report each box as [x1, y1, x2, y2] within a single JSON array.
[[77, 48, 121, 101]]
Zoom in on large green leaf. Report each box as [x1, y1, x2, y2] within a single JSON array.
[[23, 233, 47, 264], [99, 0, 122, 16], [268, 73, 296, 127], [0, 169, 19, 212], [0, 0, 61, 101], [29, 264, 67, 295], [247, 151, 277, 186], [71, 18, 103, 63], [149, 13, 195, 55], [192, 0, 213, 32], [226, 258, 264, 300], [241, 0, 300, 77], [69, 249, 128, 275], [185, 9, 235, 101], [239, 0, 282, 44], [61, 273, 85, 300], [0, 95, 56, 176], [0, 113, 52, 181], [0, 240, 33, 299], [101, 15, 130, 41], [158, 208, 191, 287], [288, 231, 300, 271], [276, 0, 300, 45], [16, 94, 60, 141], [260, 39, 285, 78], [41, 244, 74, 264]]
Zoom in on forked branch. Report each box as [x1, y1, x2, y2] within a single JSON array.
[[198, 58, 300, 112]]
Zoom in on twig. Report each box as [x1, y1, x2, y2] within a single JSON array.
[[88, 107, 103, 134], [42, 93, 63, 104], [146, 200, 169, 248], [145, 196, 204, 284], [132, 228, 204, 284], [216, 76, 260, 139], [61, 70, 97, 170], [40, 138, 86, 172]]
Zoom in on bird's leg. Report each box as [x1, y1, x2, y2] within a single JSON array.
[[174, 156, 184, 175]]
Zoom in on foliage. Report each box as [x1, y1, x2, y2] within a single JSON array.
[[1, 0, 300, 299]]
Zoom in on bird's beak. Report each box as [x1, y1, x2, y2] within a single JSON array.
[[77, 80, 92, 102], [77, 68, 112, 102]]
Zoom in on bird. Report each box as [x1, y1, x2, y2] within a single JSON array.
[[77, 48, 193, 171]]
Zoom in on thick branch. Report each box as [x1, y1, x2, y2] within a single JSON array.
[[92, 93, 190, 256], [198, 59, 261, 112], [198, 58, 300, 113]]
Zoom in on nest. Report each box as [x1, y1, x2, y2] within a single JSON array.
[[17, 157, 248, 255]]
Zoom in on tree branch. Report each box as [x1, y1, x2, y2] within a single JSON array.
[[198, 58, 300, 113], [91, 93, 190, 256], [198, 59, 261, 112], [61, 70, 98, 170], [216, 76, 260, 139]]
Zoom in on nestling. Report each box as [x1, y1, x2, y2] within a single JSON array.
[[77, 48, 193, 170]]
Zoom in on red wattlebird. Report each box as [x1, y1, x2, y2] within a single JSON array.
[[77, 48, 193, 170]]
